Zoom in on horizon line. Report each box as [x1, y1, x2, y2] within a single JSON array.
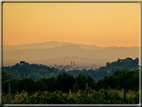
[[3, 41, 140, 48]]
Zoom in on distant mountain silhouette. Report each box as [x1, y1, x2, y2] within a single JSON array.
[[3, 43, 139, 66], [3, 41, 101, 51]]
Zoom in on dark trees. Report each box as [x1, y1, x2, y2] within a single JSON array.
[[2, 71, 7, 82]]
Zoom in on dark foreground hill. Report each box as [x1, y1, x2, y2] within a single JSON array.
[[2, 57, 139, 82]]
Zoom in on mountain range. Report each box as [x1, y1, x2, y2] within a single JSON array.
[[3, 41, 139, 66], [3, 41, 102, 51]]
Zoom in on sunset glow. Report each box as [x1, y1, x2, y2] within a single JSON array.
[[3, 3, 139, 47]]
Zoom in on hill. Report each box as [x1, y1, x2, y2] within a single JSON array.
[[3, 41, 101, 51], [3, 42, 139, 66]]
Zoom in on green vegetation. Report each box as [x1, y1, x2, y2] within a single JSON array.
[[2, 69, 139, 95], [2, 88, 139, 104], [2, 57, 139, 82], [2, 57, 140, 104]]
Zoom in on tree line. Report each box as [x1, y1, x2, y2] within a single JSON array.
[[2, 68, 139, 95], [2, 57, 139, 82]]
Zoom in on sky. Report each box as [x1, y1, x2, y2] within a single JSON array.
[[3, 3, 140, 47]]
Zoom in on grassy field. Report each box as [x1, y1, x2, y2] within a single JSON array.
[[2, 88, 140, 104]]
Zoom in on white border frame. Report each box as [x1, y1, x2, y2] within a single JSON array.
[[1, 0, 141, 106]]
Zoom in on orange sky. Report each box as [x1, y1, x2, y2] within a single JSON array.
[[3, 3, 139, 47]]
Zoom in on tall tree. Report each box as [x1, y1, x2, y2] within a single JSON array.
[[2, 71, 7, 82]]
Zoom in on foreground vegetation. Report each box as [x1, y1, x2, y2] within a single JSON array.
[[2, 57, 140, 104], [2, 69, 139, 95], [2, 69, 140, 104], [2, 88, 139, 104]]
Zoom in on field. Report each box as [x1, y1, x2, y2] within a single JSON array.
[[2, 88, 140, 104]]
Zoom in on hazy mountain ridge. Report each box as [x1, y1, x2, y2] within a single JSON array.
[[3, 42, 139, 66], [3, 41, 139, 51], [3, 44, 138, 60], [3, 41, 101, 51]]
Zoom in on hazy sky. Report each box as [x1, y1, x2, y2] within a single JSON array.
[[3, 3, 139, 47]]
